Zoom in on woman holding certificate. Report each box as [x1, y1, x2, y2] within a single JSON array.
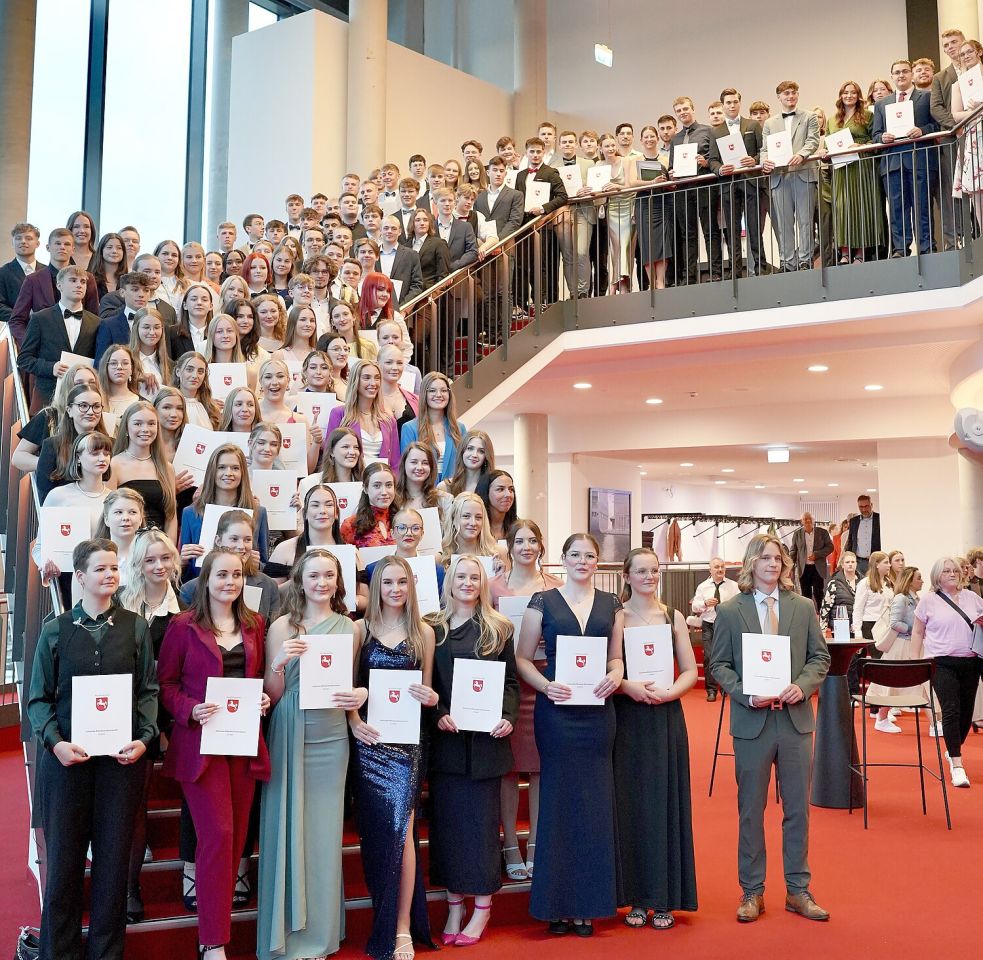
[[427, 556, 520, 946], [347, 558, 439, 960], [515, 533, 624, 936], [158, 548, 272, 960], [258, 549, 364, 960], [628, 125, 673, 289], [615, 548, 698, 930]]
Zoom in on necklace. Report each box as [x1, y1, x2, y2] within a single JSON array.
[[126, 450, 153, 462], [378, 614, 406, 632], [626, 601, 666, 626], [75, 481, 106, 499]]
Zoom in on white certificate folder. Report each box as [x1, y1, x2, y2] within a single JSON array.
[[200, 677, 263, 756], [299, 634, 354, 710], [554, 635, 608, 705], [741, 633, 792, 698], [624, 624, 674, 686], [450, 658, 505, 732], [368, 668, 423, 743], [71, 673, 132, 755]]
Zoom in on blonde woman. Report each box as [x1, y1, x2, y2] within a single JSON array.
[[128, 307, 172, 396], [427, 555, 519, 946], [171, 351, 221, 429], [217, 386, 259, 434], [325, 358, 400, 469], [254, 294, 287, 354], [204, 313, 246, 365], [440, 492, 502, 566], [97, 345, 141, 418], [257, 358, 319, 471], [400, 371, 466, 483]]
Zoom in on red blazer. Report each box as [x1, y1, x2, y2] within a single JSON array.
[[9, 265, 100, 345], [157, 609, 271, 783]]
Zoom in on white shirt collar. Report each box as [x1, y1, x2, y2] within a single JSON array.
[[753, 586, 780, 605], [16, 257, 36, 273]]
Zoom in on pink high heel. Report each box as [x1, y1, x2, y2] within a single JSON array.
[[455, 904, 491, 947], [442, 898, 464, 945]]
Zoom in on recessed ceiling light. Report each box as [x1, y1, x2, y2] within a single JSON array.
[[767, 447, 790, 463], [808, 364, 829, 373], [645, 397, 663, 405], [798, 489, 809, 494], [867, 487, 877, 493], [754, 484, 766, 489], [714, 480, 727, 485], [680, 462, 694, 467], [721, 468, 735, 473], [864, 383, 883, 392], [573, 382, 592, 390], [639, 471, 647, 476], [827, 482, 839, 487], [793, 478, 805, 483]]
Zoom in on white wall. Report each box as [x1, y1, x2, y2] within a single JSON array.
[[546, 0, 909, 137]]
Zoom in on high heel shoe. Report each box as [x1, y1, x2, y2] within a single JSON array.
[[524, 841, 535, 878], [182, 872, 197, 912], [442, 898, 464, 945], [502, 846, 527, 881], [455, 904, 491, 946]]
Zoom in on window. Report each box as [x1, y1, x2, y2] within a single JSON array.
[[26, 0, 90, 235], [249, 3, 278, 31]]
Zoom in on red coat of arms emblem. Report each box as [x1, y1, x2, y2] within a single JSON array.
[[338, 497, 348, 509], [223, 375, 232, 386], [320, 654, 332, 668], [227, 698, 240, 713], [60, 524, 72, 537], [761, 650, 772, 663], [95, 696, 108, 712], [282, 438, 292, 449], [643, 643, 654, 656], [575, 655, 587, 668], [472, 679, 484, 692], [195, 443, 206, 455], [389, 689, 400, 703], [269, 486, 279, 498]]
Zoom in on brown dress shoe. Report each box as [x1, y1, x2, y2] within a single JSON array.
[[785, 891, 829, 921], [736, 893, 764, 922]]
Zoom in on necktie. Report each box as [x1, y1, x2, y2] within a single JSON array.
[[64, 309, 82, 319], [714, 581, 721, 603], [683, 128, 691, 144], [898, 91, 906, 103], [764, 596, 779, 634]]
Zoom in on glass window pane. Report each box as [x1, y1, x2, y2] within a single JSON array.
[[101, 0, 191, 252], [27, 0, 90, 236], [249, 4, 278, 31]]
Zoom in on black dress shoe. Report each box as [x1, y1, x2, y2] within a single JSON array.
[[707, 691, 718, 702], [548, 920, 571, 935], [573, 921, 594, 937], [126, 886, 145, 923]]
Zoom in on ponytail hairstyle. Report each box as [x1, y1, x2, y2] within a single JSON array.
[[620, 547, 668, 614]]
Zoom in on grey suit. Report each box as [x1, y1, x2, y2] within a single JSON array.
[[931, 64, 961, 246], [708, 590, 830, 897], [761, 111, 820, 270], [931, 63, 958, 128], [474, 186, 524, 240], [789, 526, 834, 580], [554, 157, 598, 296]]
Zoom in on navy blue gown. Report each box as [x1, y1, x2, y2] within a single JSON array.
[[529, 588, 619, 921], [351, 633, 433, 959]]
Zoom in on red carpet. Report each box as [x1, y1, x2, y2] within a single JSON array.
[[5, 690, 983, 959]]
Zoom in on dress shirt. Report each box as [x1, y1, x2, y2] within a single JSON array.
[[412, 236, 425, 252], [59, 300, 83, 349], [485, 187, 501, 209], [311, 295, 331, 337], [399, 208, 417, 234], [726, 117, 742, 132], [189, 322, 208, 355], [897, 90, 907, 103], [692, 575, 740, 623], [17, 258, 36, 276], [753, 587, 781, 632], [470, 210, 498, 243], [379, 246, 398, 276], [380, 191, 400, 216], [855, 516, 873, 558], [437, 218, 453, 243], [682, 125, 694, 144], [804, 530, 815, 560]]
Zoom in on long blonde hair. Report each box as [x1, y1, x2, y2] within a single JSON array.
[[339, 358, 393, 429], [279, 548, 348, 635], [736, 533, 796, 593], [866, 551, 890, 593], [110, 400, 176, 525], [364, 556, 428, 665], [127, 307, 173, 383], [440, 491, 500, 559], [204, 312, 245, 363], [119, 529, 181, 612], [429, 554, 512, 656]]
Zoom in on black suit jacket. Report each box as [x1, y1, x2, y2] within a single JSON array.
[[395, 208, 420, 244], [847, 512, 881, 558], [475, 186, 524, 239], [413, 236, 452, 288], [0, 259, 30, 325], [710, 117, 764, 173], [377, 246, 424, 305], [437, 219, 478, 271], [99, 290, 176, 326], [9, 265, 100, 345], [670, 122, 721, 175], [872, 90, 939, 173], [166, 326, 196, 361], [514, 165, 568, 221], [17, 305, 100, 405]]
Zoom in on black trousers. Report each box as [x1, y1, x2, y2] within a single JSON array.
[[38, 750, 146, 960], [701, 620, 718, 694], [799, 565, 824, 613], [932, 655, 981, 759], [675, 187, 722, 284], [589, 217, 609, 294], [721, 178, 765, 275]]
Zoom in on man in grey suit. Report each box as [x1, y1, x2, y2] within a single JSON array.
[[760, 80, 820, 272], [474, 156, 524, 240], [931, 27, 966, 249], [554, 130, 598, 297], [789, 513, 834, 612], [709, 534, 830, 924]]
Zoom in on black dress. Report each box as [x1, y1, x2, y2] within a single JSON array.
[[529, 588, 619, 922], [428, 620, 519, 895], [613, 608, 698, 913], [120, 478, 168, 532], [634, 158, 674, 264]]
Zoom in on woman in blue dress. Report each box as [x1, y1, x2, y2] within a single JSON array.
[[347, 557, 439, 960], [515, 532, 624, 936]]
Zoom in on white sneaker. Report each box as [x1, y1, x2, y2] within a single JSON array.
[[929, 723, 940, 738], [951, 765, 971, 788], [874, 718, 902, 734], [889, 708, 903, 718]]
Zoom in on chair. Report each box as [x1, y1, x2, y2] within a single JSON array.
[[849, 658, 951, 829]]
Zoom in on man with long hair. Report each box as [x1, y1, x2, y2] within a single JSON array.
[[708, 534, 831, 924]]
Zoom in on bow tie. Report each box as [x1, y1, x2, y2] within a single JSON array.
[[529, 166, 539, 173], [64, 309, 82, 319], [384, 191, 396, 197], [782, 111, 796, 118]]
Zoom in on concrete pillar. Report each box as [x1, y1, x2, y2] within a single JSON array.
[[938, 0, 979, 40], [514, 413, 549, 535], [0, 0, 37, 231], [957, 449, 983, 551], [207, 0, 249, 244], [347, 0, 388, 176], [512, 0, 547, 142]]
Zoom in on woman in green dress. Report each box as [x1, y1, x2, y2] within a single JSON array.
[[828, 80, 884, 263], [258, 548, 365, 959]]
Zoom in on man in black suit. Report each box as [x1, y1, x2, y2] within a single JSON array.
[[434, 188, 478, 270], [95, 272, 153, 362], [475, 156, 524, 240], [378, 217, 424, 305], [514, 136, 568, 311], [17, 267, 100, 410], [846, 494, 881, 575], [417, 165, 446, 219], [713, 88, 767, 277], [99, 253, 177, 326], [0, 222, 41, 325], [670, 96, 723, 284], [872, 60, 939, 256], [396, 178, 422, 242], [9, 228, 99, 345]]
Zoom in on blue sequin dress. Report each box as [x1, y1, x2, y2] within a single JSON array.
[[352, 632, 433, 960]]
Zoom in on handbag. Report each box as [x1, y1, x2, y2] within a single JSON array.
[[14, 927, 39, 960], [934, 590, 983, 656], [871, 604, 898, 653]]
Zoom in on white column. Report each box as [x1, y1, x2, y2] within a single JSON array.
[[514, 412, 549, 535], [512, 0, 547, 141], [347, 0, 388, 176], [0, 0, 36, 231], [939, 0, 979, 40], [957, 449, 983, 551]]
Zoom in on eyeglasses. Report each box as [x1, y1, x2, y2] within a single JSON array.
[[394, 524, 423, 535], [73, 402, 104, 414], [108, 359, 132, 369]]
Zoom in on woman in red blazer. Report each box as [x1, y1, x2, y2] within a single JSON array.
[[158, 548, 271, 960]]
